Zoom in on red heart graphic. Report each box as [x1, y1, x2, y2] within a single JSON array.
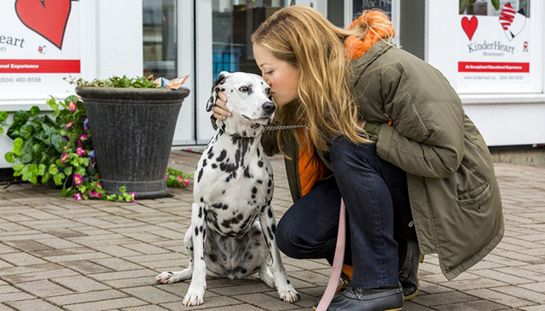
[[461, 16, 478, 41], [15, 0, 72, 49]]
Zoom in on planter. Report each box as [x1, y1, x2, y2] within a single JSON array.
[[75, 86, 190, 199]]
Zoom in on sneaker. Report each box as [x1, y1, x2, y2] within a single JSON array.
[[399, 239, 422, 301], [327, 284, 403, 311], [336, 272, 350, 294]]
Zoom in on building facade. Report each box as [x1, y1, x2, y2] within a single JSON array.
[[0, 0, 543, 168]]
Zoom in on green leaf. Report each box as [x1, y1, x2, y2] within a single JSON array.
[[12, 138, 24, 156], [48, 164, 59, 175], [29, 106, 41, 116], [38, 164, 46, 176], [53, 174, 63, 185], [4, 152, 15, 163], [63, 166, 73, 176], [13, 163, 24, 172]]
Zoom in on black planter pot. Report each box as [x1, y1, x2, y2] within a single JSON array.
[[76, 86, 190, 199]]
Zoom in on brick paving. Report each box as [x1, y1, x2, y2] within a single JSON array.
[[0, 150, 543, 310]]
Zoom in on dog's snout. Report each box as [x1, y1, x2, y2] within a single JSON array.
[[262, 102, 275, 114]]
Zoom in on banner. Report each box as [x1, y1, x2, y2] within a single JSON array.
[[457, 0, 533, 93], [0, 0, 80, 96]]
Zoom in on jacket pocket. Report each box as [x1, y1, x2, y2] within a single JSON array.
[[455, 136, 492, 212], [457, 180, 491, 211]]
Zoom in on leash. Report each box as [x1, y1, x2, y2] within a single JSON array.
[[315, 198, 346, 311]]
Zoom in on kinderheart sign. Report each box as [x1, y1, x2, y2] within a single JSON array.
[[0, 0, 80, 97], [457, 0, 533, 93]]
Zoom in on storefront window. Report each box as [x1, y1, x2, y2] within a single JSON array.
[[212, 1, 292, 79], [353, 0, 392, 19], [143, 0, 177, 79]]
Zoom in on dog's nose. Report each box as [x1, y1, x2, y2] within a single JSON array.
[[262, 102, 276, 114]]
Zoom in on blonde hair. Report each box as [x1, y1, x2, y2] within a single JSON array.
[[251, 5, 367, 152]]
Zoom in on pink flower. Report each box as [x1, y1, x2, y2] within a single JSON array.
[[130, 192, 136, 201], [60, 152, 69, 163], [90, 190, 102, 199], [67, 101, 77, 113], [72, 174, 83, 186], [76, 147, 86, 156], [80, 133, 88, 141], [183, 178, 191, 187], [176, 176, 183, 184], [73, 192, 83, 201], [65, 121, 73, 129]]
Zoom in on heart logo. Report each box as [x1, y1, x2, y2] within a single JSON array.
[[461, 16, 478, 41], [15, 0, 72, 49]]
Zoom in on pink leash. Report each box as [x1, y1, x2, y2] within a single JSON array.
[[315, 198, 346, 311]]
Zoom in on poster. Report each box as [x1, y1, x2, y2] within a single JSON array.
[[0, 0, 80, 97], [457, 0, 532, 93]]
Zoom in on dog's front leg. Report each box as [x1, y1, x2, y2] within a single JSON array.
[[259, 205, 299, 303], [183, 202, 207, 306]]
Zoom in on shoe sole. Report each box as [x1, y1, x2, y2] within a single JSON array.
[[313, 307, 403, 311]]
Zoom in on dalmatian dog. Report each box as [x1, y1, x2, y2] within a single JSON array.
[[156, 72, 299, 306]]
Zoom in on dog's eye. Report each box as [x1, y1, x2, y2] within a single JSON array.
[[239, 86, 250, 93]]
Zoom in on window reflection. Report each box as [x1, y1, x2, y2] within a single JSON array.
[[143, 0, 177, 79], [212, 1, 290, 80]]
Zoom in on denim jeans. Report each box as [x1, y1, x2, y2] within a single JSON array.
[[276, 138, 414, 289]]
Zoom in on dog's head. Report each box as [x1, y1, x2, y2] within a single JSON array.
[[207, 71, 275, 134]]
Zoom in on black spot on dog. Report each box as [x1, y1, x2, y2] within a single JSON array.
[[198, 207, 203, 218], [271, 224, 276, 233], [257, 160, 263, 167], [267, 179, 272, 187], [199, 225, 203, 232], [208, 253, 217, 262], [243, 166, 251, 178], [202, 159, 207, 167], [211, 163, 217, 169], [267, 227, 274, 242], [195, 227, 199, 236], [242, 131, 247, 137], [207, 148, 214, 159], [200, 197, 204, 203], [216, 150, 227, 162], [257, 179, 262, 184], [197, 168, 204, 183], [267, 207, 273, 218], [211, 203, 229, 210]]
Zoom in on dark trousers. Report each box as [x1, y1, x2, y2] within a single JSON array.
[[276, 138, 415, 289]]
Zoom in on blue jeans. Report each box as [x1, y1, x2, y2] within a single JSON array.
[[276, 138, 414, 289]]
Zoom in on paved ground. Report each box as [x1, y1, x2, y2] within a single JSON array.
[[0, 150, 544, 311]]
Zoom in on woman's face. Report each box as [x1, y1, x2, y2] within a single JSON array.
[[253, 43, 300, 107]]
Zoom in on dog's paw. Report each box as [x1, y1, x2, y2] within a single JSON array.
[[278, 282, 299, 303], [183, 285, 206, 306], [155, 271, 175, 284]]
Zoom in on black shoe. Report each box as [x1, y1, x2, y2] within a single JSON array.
[[327, 284, 403, 311], [399, 239, 421, 301]]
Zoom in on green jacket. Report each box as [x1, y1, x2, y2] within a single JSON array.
[[264, 41, 504, 280]]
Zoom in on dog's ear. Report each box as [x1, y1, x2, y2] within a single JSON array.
[[206, 71, 230, 112]]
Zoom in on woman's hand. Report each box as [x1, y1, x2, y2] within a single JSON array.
[[213, 92, 232, 121]]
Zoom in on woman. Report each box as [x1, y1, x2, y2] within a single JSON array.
[[213, 6, 503, 311]]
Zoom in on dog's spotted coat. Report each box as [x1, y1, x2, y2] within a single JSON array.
[[156, 72, 298, 306]]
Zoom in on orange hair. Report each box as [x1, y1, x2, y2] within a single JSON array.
[[344, 10, 395, 60]]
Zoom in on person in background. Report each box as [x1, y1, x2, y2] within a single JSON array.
[[213, 6, 503, 311]]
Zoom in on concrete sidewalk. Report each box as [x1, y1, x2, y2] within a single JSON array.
[[0, 150, 544, 311]]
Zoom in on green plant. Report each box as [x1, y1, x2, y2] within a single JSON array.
[[65, 75, 159, 88], [0, 111, 8, 135], [2, 95, 193, 201]]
